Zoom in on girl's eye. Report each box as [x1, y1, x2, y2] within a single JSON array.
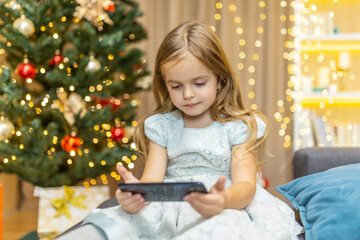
[[171, 85, 181, 89], [195, 82, 206, 87]]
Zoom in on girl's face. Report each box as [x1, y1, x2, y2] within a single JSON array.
[[162, 53, 219, 127]]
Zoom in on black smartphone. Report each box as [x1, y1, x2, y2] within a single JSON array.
[[117, 182, 208, 202]]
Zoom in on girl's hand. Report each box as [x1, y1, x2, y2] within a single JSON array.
[[184, 176, 227, 218], [115, 164, 146, 214]]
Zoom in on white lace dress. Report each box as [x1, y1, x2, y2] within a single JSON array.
[[83, 110, 303, 240]]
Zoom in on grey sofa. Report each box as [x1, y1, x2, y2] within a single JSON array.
[[59, 147, 360, 239], [293, 147, 360, 178]]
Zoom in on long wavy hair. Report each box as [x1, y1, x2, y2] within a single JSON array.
[[134, 21, 268, 167]]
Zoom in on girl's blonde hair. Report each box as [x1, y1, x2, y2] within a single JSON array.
[[135, 21, 268, 166]]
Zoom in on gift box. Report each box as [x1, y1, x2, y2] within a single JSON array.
[[34, 185, 110, 239]]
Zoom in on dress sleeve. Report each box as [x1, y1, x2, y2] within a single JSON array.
[[228, 115, 267, 146], [144, 114, 168, 148]]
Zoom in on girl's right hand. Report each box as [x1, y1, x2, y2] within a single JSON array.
[[115, 164, 146, 214], [115, 190, 145, 214]]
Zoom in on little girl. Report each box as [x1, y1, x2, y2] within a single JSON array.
[[58, 21, 302, 240]]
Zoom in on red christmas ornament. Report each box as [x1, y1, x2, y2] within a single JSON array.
[[94, 96, 123, 112], [103, 2, 115, 12], [16, 62, 36, 79], [49, 54, 63, 66], [131, 63, 144, 70], [110, 127, 125, 142], [61, 135, 82, 153]]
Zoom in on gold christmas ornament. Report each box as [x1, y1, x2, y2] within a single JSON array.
[[52, 90, 87, 126], [0, 116, 15, 140], [13, 15, 35, 37], [74, 0, 114, 26]]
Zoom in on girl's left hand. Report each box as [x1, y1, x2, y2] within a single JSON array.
[[184, 176, 227, 218]]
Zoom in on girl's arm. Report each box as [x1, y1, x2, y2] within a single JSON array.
[[224, 144, 257, 209], [184, 144, 257, 218], [140, 140, 168, 182]]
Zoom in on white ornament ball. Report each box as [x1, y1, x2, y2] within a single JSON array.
[[13, 15, 35, 37], [0, 116, 15, 140], [85, 56, 101, 72]]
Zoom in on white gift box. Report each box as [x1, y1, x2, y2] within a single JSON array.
[[34, 185, 110, 238]]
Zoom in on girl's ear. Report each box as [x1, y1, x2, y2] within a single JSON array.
[[217, 80, 221, 91]]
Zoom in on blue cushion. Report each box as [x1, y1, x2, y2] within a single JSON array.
[[276, 163, 360, 240]]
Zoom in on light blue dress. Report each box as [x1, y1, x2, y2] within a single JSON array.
[[83, 110, 303, 240]]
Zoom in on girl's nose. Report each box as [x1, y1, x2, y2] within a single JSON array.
[[183, 86, 195, 99]]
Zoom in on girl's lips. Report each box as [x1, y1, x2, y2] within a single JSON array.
[[184, 103, 199, 108]]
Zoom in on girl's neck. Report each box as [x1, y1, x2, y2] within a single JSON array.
[[181, 111, 215, 128]]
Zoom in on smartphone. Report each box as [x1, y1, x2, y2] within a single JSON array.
[[117, 182, 207, 202]]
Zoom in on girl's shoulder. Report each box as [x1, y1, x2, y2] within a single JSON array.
[[224, 115, 267, 145], [144, 110, 182, 147], [224, 114, 266, 130], [144, 110, 181, 126]]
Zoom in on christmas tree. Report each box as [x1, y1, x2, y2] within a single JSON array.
[[0, 0, 149, 187]]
